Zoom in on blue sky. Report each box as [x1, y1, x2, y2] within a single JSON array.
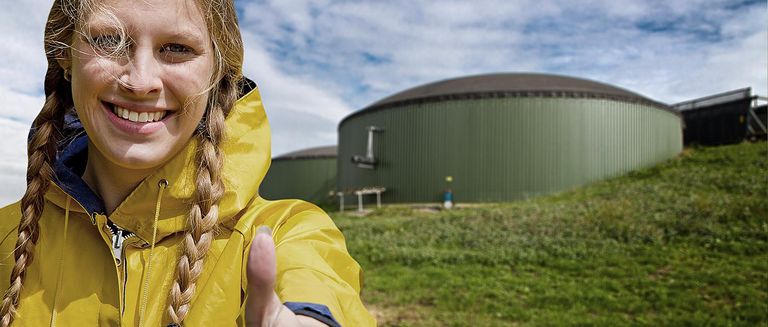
[[0, 0, 766, 204], [235, 0, 766, 153]]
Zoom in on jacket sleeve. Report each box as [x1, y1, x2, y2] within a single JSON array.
[[239, 199, 376, 327]]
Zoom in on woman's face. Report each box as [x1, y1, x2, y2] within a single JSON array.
[[68, 0, 214, 171]]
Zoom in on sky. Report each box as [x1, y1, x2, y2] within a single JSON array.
[[0, 0, 766, 205]]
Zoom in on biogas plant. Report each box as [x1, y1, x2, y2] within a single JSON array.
[[260, 73, 764, 209]]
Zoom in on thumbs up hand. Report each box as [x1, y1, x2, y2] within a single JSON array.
[[245, 227, 328, 327]]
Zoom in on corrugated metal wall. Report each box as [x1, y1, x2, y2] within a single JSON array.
[[260, 158, 337, 205], [338, 97, 683, 203]]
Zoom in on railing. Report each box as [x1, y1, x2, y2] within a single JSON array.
[[336, 186, 387, 212]]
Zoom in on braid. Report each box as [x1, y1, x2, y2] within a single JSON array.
[[0, 90, 66, 327], [0, 1, 74, 323], [167, 98, 229, 325]]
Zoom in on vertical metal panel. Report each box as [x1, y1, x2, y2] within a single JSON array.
[[681, 98, 752, 145], [338, 97, 683, 204], [260, 158, 337, 205]]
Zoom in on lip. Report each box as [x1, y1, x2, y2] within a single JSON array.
[[101, 100, 172, 135]]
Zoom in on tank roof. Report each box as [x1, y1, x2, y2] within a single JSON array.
[[341, 73, 675, 125], [273, 145, 337, 160]]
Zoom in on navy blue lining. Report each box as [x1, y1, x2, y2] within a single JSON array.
[[52, 133, 105, 215], [284, 302, 340, 327], [238, 77, 257, 96]]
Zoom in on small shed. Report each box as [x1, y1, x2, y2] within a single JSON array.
[[673, 88, 753, 146]]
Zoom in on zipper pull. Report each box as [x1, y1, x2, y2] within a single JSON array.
[[112, 229, 125, 265]]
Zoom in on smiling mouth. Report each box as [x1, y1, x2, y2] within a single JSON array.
[[105, 102, 168, 123]]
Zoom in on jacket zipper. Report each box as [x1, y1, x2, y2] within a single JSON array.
[[105, 220, 149, 317], [107, 221, 138, 266]]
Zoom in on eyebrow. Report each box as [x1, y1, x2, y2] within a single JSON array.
[[163, 29, 210, 50], [83, 14, 205, 38], [167, 30, 206, 43]]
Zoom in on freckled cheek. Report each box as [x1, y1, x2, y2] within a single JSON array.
[[169, 61, 212, 87], [164, 63, 214, 105], [74, 58, 123, 94]]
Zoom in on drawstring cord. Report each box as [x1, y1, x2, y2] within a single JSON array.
[[50, 197, 71, 327], [139, 179, 168, 327]]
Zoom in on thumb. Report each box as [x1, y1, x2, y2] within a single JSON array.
[[245, 226, 281, 325]]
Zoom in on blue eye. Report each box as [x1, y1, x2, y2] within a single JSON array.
[[161, 43, 193, 53], [159, 43, 196, 63]]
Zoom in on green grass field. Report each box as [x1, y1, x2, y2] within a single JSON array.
[[331, 142, 768, 326]]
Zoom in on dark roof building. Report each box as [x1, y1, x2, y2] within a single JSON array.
[[673, 88, 754, 146]]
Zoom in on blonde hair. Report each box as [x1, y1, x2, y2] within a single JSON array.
[[0, 0, 244, 326]]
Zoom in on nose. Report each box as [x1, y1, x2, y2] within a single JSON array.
[[119, 46, 162, 96]]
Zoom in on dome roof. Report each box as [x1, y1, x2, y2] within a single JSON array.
[[273, 145, 337, 161], [341, 73, 674, 124]]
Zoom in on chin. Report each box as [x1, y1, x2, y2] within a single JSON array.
[[106, 145, 177, 171], [112, 155, 170, 171]]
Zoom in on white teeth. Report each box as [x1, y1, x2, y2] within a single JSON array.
[[112, 105, 166, 123]]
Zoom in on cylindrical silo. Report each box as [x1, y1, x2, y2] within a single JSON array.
[[337, 73, 683, 203], [260, 145, 337, 206]]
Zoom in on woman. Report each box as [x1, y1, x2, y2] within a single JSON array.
[[0, 0, 375, 326]]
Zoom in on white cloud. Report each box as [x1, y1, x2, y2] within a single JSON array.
[[241, 30, 352, 156], [0, 118, 29, 207], [0, 86, 45, 123], [0, 0, 49, 94], [0, 0, 50, 206], [662, 29, 767, 102]]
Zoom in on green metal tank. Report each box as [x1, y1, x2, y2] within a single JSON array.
[[337, 73, 683, 203], [260, 145, 337, 206]]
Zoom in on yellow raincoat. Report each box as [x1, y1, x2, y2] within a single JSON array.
[[0, 82, 375, 326]]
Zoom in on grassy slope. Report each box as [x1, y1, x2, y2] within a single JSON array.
[[331, 142, 768, 326]]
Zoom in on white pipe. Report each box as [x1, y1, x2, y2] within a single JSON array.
[[357, 192, 363, 212], [366, 128, 374, 159], [337, 192, 344, 212]]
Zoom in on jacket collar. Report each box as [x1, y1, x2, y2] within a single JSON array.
[[44, 79, 271, 243]]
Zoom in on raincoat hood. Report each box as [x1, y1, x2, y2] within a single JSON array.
[[45, 79, 270, 243]]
